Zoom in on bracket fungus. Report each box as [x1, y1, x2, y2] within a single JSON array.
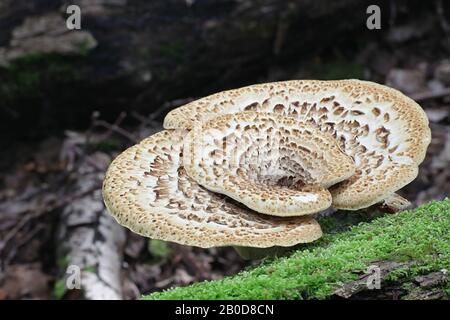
[[103, 79, 431, 256], [183, 111, 355, 216], [102, 130, 322, 248], [164, 80, 431, 210]]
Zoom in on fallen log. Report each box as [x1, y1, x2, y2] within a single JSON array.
[[145, 199, 450, 300], [55, 152, 126, 300]]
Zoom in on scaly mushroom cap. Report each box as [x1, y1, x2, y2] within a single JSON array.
[[102, 130, 322, 248], [164, 80, 431, 210], [183, 111, 355, 216]]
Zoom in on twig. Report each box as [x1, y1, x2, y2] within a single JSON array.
[[149, 97, 194, 120], [85, 111, 137, 146], [95, 111, 129, 141], [93, 119, 137, 143], [18, 224, 45, 247], [131, 111, 162, 129], [84, 111, 101, 147], [131, 111, 151, 125], [273, 7, 291, 56], [0, 183, 102, 268], [389, 0, 397, 28], [411, 87, 450, 102], [436, 0, 450, 48], [334, 261, 415, 298]]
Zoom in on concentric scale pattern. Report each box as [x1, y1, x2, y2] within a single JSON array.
[[102, 130, 322, 248], [164, 80, 431, 209], [183, 111, 355, 216], [103, 79, 431, 249]]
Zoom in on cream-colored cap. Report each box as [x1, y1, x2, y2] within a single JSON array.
[[102, 130, 322, 248], [164, 80, 431, 210], [183, 111, 355, 216]]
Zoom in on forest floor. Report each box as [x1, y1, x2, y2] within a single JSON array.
[[1, 22, 450, 299], [1, 71, 449, 300]]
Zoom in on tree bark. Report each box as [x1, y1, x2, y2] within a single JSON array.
[[333, 262, 448, 300], [56, 152, 126, 300]]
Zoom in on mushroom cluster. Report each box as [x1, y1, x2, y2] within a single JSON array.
[[103, 80, 431, 250]]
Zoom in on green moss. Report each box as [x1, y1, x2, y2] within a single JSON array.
[[148, 239, 172, 260], [83, 265, 97, 273], [57, 255, 71, 269], [144, 199, 450, 300], [76, 38, 94, 56], [53, 279, 67, 300], [444, 282, 450, 298], [0, 52, 82, 104]]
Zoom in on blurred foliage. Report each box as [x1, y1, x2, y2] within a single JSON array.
[[52, 279, 67, 300], [94, 139, 122, 153], [0, 53, 82, 102], [312, 59, 364, 80], [148, 240, 172, 261], [56, 254, 71, 269], [83, 266, 97, 273]]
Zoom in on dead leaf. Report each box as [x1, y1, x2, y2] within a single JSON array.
[[0, 263, 51, 299]]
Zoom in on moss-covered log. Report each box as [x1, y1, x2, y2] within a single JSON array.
[[144, 199, 450, 300]]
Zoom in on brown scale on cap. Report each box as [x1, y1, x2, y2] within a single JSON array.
[[102, 130, 322, 248], [183, 111, 355, 216], [164, 80, 431, 210]]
